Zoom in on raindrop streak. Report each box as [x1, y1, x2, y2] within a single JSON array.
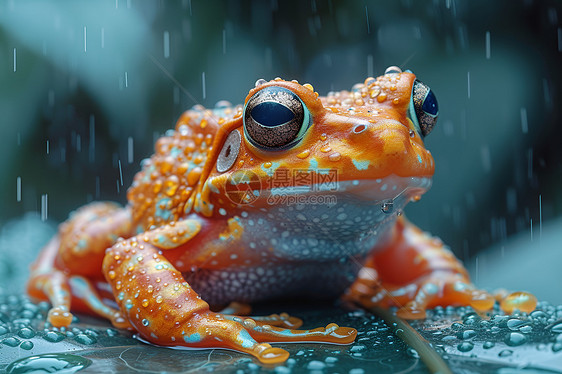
[[84, 26, 87, 53], [467, 71, 471, 99], [520, 107, 528, 133], [480, 145, 491, 172], [125, 72, 128, 88], [365, 6, 370, 34], [13, 48, 16, 72], [118, 160, 123, 186], [367, 55, 373, 78], [485, 31, 491, 59], [163, 31, 170, 59], [128, 137, 134, 164], [202, 72, 206, 99], [95, 176, 100, 199], [527, 148, 533, 179], [89, 115, 95, 163], [539, 194, 542, 242], [530, 219, 533, 241], [222, 29, 226, 54], [41, 194, 48, 221], [46, 140, 50, 154], [16, 177, 21, 202], [101, 28, 105, 48]]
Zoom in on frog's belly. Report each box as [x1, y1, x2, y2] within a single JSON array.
[[183, 260, 359, 306]]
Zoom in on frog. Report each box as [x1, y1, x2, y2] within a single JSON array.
[[27, 66, 533, 364]]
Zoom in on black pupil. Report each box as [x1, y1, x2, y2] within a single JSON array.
[[422, 90, 438, 116], [225, 145, 231, 158], [251, 101, 295, 127]]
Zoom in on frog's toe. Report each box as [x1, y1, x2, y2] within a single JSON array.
[[255, 344, 290, 364], [223, 312, 303, 329], [109, 311, 133, 330], [47, 307, 74, 327], [246, 320, 357, 345]]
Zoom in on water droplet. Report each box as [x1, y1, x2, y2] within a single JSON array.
[[498, 349, 513, 357], [551, 323, 562, 333], [215, 100, 232, 109], [20, 341, 33, 350], [458, 329, 476, 340], [74, 333, 97, 345], [2, 337, 21, 347], [553, 343, 562, 352], [17, 327, 35, 339], [504, 332, 526, 346], [6, 353, 92, 374], [506, 318, 526, 330], [381, 200, 394, 214], [385, 66, 402, 74], [307, 360, 326, 370], [142, 319, 150, 327], [0, 325, 9, 335], [255, 79, 267, 87], [457, 342, 474, 352], [43, 331, 65, 343], [483, 341, 495, 349]]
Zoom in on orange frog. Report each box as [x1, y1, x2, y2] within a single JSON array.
[[27, 66, 533, 364]]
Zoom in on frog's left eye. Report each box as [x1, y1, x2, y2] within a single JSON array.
[[244, 86, 311, 150], [409, 79, 439, 137]]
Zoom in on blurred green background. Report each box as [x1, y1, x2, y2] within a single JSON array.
[[0, 1, 561, 298]]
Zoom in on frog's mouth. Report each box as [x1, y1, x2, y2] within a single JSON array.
[[247, 175, 432, 258], [266, 175, 431, 203]]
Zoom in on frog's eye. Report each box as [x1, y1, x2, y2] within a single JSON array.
[[409, 79, 439, 137], [243, 86, 311, 149]]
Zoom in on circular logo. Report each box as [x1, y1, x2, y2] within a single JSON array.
[[224, 170, 262, 205]]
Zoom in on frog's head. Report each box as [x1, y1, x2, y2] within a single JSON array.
[[196, 67, 438, 240]]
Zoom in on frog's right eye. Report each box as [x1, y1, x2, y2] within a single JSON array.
[[243, 86, 311, 150], [409, 79, 439, 137]]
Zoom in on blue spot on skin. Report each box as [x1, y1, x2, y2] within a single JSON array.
[[155, 198, 172, 220], [170, 147, 181, 157], [261, 161, 280, 177], [184, 333, 202, 343], [77, 239, 87, 249], [352, 159, 370, 170], [125, 299, 133, 310], [417, 154, 423, 163], [309, 158, 319, 171], [238, 329, 256, 348]]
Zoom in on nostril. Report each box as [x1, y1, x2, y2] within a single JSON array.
[[353, 124, 367, 134]]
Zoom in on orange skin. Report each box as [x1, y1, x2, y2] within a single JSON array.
[[28, 69, 507, 364]]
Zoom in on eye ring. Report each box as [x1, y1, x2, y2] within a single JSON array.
[[409, 79, 439, 137], [243, 86, 311, 150], [217, 130, 241, 173]]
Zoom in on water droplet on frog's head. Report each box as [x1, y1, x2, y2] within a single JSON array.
[[385, 66, 402, 75], [381, 200, 394, 214], [409, 130, 415, 138], [214, 100, 232, 109], [255, 78, 267, 87], [6, 353, 92, 374]]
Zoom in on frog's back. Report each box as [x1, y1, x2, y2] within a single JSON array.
[[127, 104, 241, 231]]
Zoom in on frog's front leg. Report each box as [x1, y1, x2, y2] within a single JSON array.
[[28, 202, 134, 328], [347, 217, 495, 319], [104, 220, 356, 364]]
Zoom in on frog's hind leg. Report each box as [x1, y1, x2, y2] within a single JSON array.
[[219, 302, 303, 329], [346, 216, 495, 319], [27, 202, 133, 328], [27, 237, 75, 327]]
